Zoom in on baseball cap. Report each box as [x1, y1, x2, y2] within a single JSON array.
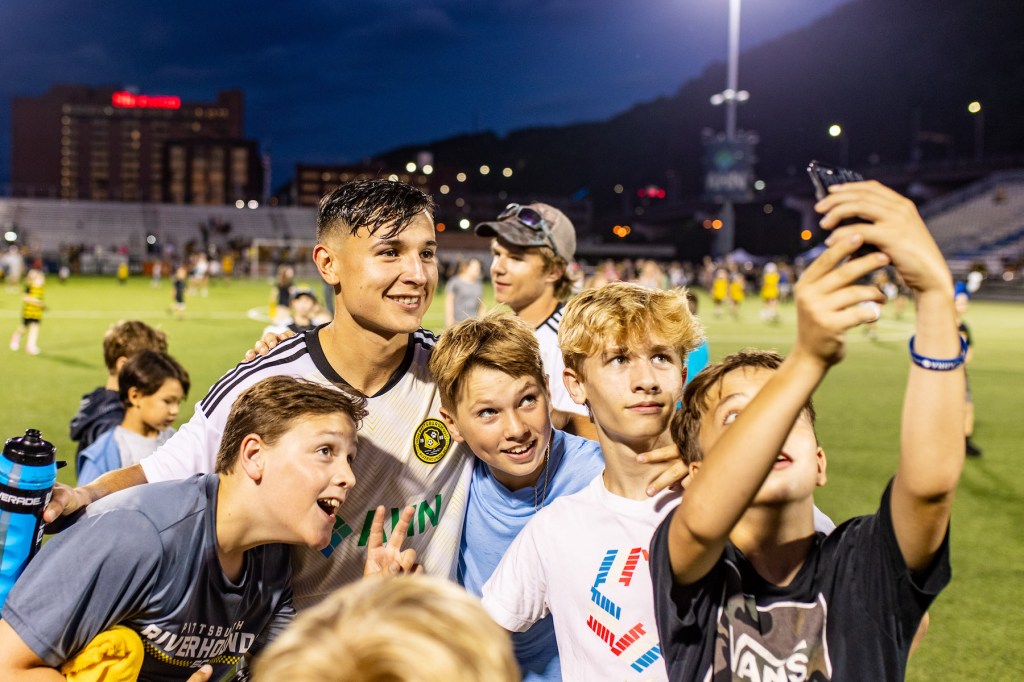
[[475, 202, 576, 261], [291, 287, 317, 303]]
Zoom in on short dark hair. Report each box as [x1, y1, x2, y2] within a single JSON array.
[[215, 376, 368, 474], [118, 350, 190, 406], [672, 349, 817, 465], [316, 179, 436, 243]]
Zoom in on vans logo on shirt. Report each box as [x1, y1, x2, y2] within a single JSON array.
[[716, 592, 832, 680], [413, 418, 451, 464]]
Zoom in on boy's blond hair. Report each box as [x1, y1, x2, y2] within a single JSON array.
[[252, 575, 519, 682], [558, 282, 704, 380], [429, 311, 547, 413], [102, 320, 168, 371], [671, 349, 817, 465], [215, 376, 367, 473]]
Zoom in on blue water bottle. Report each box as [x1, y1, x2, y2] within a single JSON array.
[[0, 429, 58, 611]]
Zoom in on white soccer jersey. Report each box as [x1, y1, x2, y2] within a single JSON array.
[[534, 304, 588, 417], [141, 327, 472, 609]]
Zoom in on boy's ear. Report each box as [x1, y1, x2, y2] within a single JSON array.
[[238, 434, 267, 482], [815, 446, 828, 487], [562, 368, 587, 407], [688, 460, 701, 480], [114, 356, 129, 373], [438, 406, 465, 444], [542, 261, 565, 284], [126, 386, 142, 408], [312, 243, 340, 286]]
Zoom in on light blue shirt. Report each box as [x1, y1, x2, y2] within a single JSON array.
[[685, 339, 710, 385], [460, 429, 603, 682]]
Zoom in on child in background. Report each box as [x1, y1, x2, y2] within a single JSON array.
[[9, 268, 45, 355], [760, 261, 780, 322], [263, 288, 329, 336], [443, 258, 486, 327], [171, 265, 187, 318], [710, 267, 728, 317], [78, 350, 190, 485], [270, 265, 294, 323], [70, 320, 169, 458], [728, 271, 745, 319]]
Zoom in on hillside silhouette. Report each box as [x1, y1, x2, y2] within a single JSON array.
[[378, 0, 1024, 227]]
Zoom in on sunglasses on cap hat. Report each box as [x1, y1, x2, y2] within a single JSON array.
[[496, 203, 561, 258]]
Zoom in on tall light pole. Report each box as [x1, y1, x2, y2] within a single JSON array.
[[709, 0, 748, 259]]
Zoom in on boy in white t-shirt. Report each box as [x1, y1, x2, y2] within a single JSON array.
[[482, 282, 703, 681]]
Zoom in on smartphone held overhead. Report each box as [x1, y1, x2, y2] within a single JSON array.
[[807, 160, 878, 258]]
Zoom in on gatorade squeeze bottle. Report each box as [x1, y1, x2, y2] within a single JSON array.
[[0, 429, 59, 610]]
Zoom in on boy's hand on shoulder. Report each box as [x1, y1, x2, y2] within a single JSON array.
[[794, 232, 889, 368], [364, 505, 421, 578], [243, 330, 295, 362], [816, 181, 952, 296]]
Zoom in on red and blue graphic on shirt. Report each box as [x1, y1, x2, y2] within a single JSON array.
[[586, 547, 662, 674]]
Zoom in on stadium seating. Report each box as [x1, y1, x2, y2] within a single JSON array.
[[920, 170, 1024, 274]]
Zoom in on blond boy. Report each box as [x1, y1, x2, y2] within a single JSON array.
[[482, 283, 702, 681], [253, 574, 519, 682], [650, 182, 960, 681]]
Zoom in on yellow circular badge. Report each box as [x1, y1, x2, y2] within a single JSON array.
[[414, 418, 452, 464]]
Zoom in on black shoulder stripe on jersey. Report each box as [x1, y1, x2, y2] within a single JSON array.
[[201, 333, 307, 410], [200, 340, 310, 415], [538, 304, 564, 334], [412, 328, 437, 349]]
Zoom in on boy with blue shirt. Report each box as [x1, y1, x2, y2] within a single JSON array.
[[429, 311, 604, 681]]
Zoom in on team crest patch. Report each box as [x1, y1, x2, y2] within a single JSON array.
[[414, 419, 451, 464]]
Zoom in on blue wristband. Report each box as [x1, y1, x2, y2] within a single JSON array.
[[908, 335, 968, 371]]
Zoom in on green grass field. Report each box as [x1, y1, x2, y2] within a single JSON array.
[[2, 275, 1022, 679]]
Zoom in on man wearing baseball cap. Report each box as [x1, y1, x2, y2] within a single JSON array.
[[476, 203, 596, 439]]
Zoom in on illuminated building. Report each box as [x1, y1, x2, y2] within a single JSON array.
[[11, 84, 262, 204]]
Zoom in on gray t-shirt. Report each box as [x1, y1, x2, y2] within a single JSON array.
[[446, 276, 483, 323], [2, 474, 294, 681], [114, 425, 175, 468]]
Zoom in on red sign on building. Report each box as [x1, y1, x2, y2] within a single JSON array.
[[111, 91, 181, 110]]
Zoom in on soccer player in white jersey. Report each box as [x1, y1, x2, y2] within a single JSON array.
[[475, 203, 598, 440], [45, 179, 473, 609]]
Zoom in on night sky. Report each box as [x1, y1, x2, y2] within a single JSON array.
[[0, 0, 851, 188]]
